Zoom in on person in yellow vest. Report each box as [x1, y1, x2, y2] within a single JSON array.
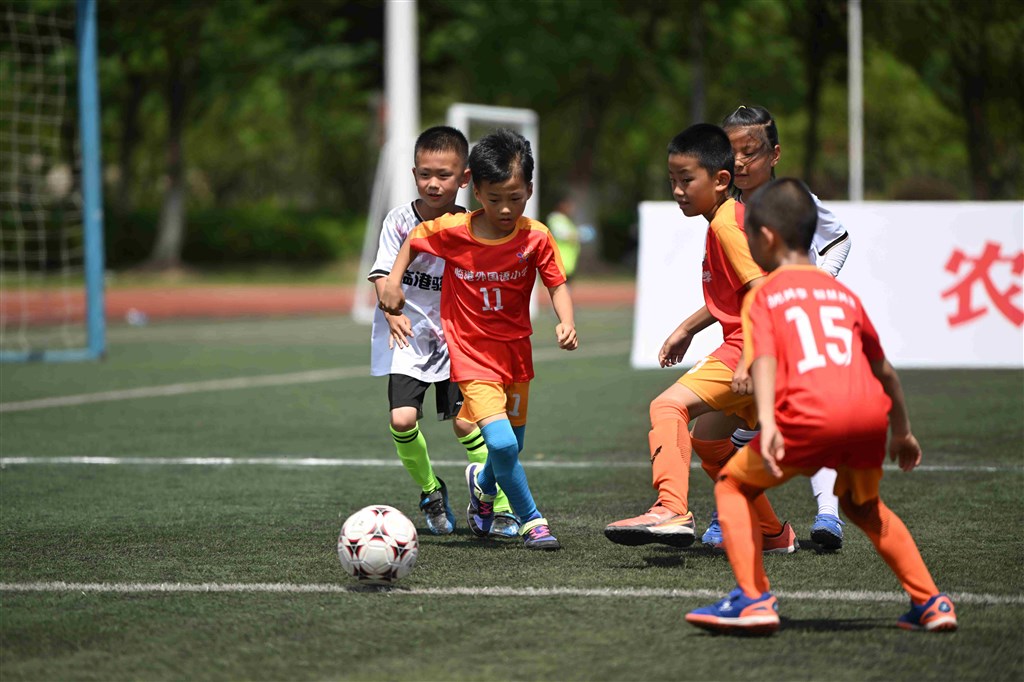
[[546, 195, 581, 282]]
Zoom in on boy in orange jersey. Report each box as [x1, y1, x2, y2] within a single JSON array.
[[604, 124, 796, 553], [380, 129, 577, 551], [685, 178, 957, 635]]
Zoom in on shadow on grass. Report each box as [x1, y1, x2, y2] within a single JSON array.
[[781, 616, 890, 633]]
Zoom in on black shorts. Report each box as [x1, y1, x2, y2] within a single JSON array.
[[388, 374, 464, 421]]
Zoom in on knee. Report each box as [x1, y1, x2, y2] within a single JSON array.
[[839, 492, 881, 529], [390, 415, 418, 433], [650, 394, 689, 425], [481, 422, 519, 463]]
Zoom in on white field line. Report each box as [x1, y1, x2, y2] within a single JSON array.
[[0, 341, 630, 414], [0, 456, 1017, 473], [0, 582, 1019, 606]]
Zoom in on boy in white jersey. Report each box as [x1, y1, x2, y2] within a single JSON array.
[[368, 126, 519, 537]]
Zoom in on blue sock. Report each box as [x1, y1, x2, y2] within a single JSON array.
[[479, 420, 540, 523], [513, 424, 526, 453]]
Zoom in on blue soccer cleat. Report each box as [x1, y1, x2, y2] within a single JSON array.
[[685, 587, 780, 635], [702, 511, 723, 548], [465, 463, 495, 537], [521, 518, 561, 551], [810, 513, 844, 550], [897, 593, 958, 632]]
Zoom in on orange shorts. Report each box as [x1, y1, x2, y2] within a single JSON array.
[[677, 355, 757, 428], [457, 380, 530, 427], [723, 444, 884, 506]]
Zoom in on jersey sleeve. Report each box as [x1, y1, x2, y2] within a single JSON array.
[[860, 304, 885, 362], [741, 287, 775, 365], [811, 195, 851, 276], [536, 228, 568, 288], [368, 209, 408, 281], [716, 223, 763, 286], [407, 218, 447, 259]]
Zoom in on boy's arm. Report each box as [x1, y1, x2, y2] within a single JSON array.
[[750, 355, 784, 478], [547, 282, 578, 350], [372, 277, 413, 349], [658, 306, 715, 368], [379, 238, 416, 315], [869, 357, 922, 471]]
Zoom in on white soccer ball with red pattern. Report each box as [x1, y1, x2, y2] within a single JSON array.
[[337, 504, 418, 585]]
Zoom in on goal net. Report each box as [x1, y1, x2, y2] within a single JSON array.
[[352, 103, 539, 323], [1, 0, 105, 362]]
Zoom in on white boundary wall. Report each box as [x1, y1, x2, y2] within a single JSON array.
[[632, 201, 1024, 369]]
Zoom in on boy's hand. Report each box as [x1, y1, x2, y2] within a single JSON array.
[[659, 329, 693, 367], [556, 323, 578, 350], [731, 360, 752, 395], [385, 313, 413, 349], [759, 423, 785, 478], [889, 432, 922, 472], [378, 281, 405, 316]]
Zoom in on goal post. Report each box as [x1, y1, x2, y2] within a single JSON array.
[[352, 103, 540, 324], [0, 0, 106, 362]]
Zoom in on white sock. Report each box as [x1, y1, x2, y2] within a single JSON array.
[[810, 467, 840, 517]]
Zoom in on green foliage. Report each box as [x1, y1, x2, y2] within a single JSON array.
[[104, 205, 362, 268]]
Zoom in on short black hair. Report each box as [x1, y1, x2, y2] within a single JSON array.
[[415, 126, 469, 164], [468, 128, 534, 185], [667, 123, 735, 181], [744, 178, 817, 251]]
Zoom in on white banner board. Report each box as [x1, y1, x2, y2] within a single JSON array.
[[632, 201, 1024, 369]]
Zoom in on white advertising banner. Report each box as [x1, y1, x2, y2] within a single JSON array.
[[632, 201, 1024, 369]]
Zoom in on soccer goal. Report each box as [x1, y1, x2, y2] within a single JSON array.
[[1, 0, 106, 362], [351, 103, 539, 324]]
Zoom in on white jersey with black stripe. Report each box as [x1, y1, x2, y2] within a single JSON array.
[[809, 193, 851, 277], [368, 201, 461, 382]]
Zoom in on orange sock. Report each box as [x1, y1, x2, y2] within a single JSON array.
[[648, 396, 693, 515], [715, 474, 769, 597], [840, 493, 940, 604], [693, 437, 784, 537]]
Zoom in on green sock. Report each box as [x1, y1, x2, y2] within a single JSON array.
[[391, 424, 439, 494], [458, 426, 513, 516]]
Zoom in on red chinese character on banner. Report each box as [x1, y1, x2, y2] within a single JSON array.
[[941, 242, 1023, 327]]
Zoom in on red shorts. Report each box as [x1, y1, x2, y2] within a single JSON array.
[[753, 405, 890, 470], [447, 334, 533, 384]]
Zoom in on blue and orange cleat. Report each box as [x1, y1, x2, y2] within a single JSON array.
[[465, 463, 495, 537], [702, 511, 723, 548], [685, 588, 780, 635], [897, 593, 958, 632]]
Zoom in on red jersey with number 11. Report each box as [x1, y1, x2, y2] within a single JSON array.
[[407, 210, 567, 343], [741, 265, 891, 467]]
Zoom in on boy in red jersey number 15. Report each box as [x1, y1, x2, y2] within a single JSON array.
[[380, 129, 577, 550], [685, 178, 957, 635]]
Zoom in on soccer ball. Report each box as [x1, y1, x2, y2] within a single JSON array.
[[337, 504, 419, 585]]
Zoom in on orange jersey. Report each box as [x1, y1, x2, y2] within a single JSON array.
[[741, 265, 891, 467], [408, 211, 567, 381], [703, 199, 764, 369]]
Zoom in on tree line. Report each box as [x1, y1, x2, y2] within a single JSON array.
[[16, 0, 1024, 269]]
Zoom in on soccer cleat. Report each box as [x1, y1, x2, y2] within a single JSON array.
[[685, 587, 780, 635], [762, 521, 799, 554], [465, 463, 495, 537], [521, 518, 561, 551], [897, 593, 958, 632], [702, 511, 724, 548], [810, 513, 844, 550], [418, 478, 456, 535], [489, 512, 521, 539], [603, 505, 696, 548]]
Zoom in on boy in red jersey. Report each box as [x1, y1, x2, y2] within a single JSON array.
[[685, 178, 957, 635], [605, 124, 795, 553], [380, 129, 577, 550]]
